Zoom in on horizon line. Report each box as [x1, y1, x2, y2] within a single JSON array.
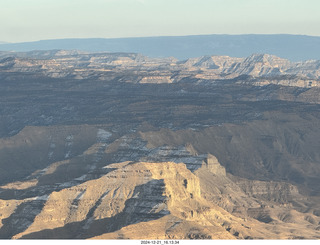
[[2, 33, 320, 45]]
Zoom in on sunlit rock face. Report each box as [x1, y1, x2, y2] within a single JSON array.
[[0, 51, 320, 239]]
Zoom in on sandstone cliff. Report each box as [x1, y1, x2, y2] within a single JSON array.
[[1, 51, 320, 239]]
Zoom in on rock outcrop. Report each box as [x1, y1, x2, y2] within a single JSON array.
[[1, 51, 320, 239], [0, 51, 320, 87]]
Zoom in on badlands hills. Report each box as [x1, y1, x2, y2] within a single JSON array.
[[0, 51, 320, 239]]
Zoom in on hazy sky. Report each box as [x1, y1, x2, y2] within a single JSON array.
[[1, 0, 320, 43]]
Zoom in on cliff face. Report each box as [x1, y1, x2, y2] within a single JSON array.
[[0, 51, 320, 239], [0, 123, 319, 239], [1, 151, 318, 239], [1, 51, 320, 87]]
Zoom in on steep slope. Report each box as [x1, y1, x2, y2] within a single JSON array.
[[0, 125, 100, 184], [0, 51, 320, 239], [1, 151, 319, 239], [140, 112, 320, 194]]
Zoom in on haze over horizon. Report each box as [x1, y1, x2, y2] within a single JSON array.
[[1, 0, 320, 43], [2, 33, 320, 45], [2, 34, 320, 62]]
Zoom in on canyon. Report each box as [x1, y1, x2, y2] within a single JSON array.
[[0, 51, 320, 239]]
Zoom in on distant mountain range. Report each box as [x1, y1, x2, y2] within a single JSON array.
[[1, 34, 320, 61], [1, 51, 320, 85]]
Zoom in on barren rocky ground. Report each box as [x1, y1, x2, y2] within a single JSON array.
[[0, 51, 320, 239]]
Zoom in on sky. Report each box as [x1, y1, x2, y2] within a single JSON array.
[[1, 0, 320, 43]]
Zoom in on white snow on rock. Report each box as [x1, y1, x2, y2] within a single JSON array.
[[97, 129, 112, 142]]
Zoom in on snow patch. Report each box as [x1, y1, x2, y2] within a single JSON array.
[[35, 195, 50, 201], [97, 129, 112, 142], [58, 181, 74, 188], [65, 151, 71, 158], [83, 217, 94, 229], [74, 174, 87, 181], [66, 135, 74, 141], [48, 151, 53, 159], [26, 195, 49, 201]]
